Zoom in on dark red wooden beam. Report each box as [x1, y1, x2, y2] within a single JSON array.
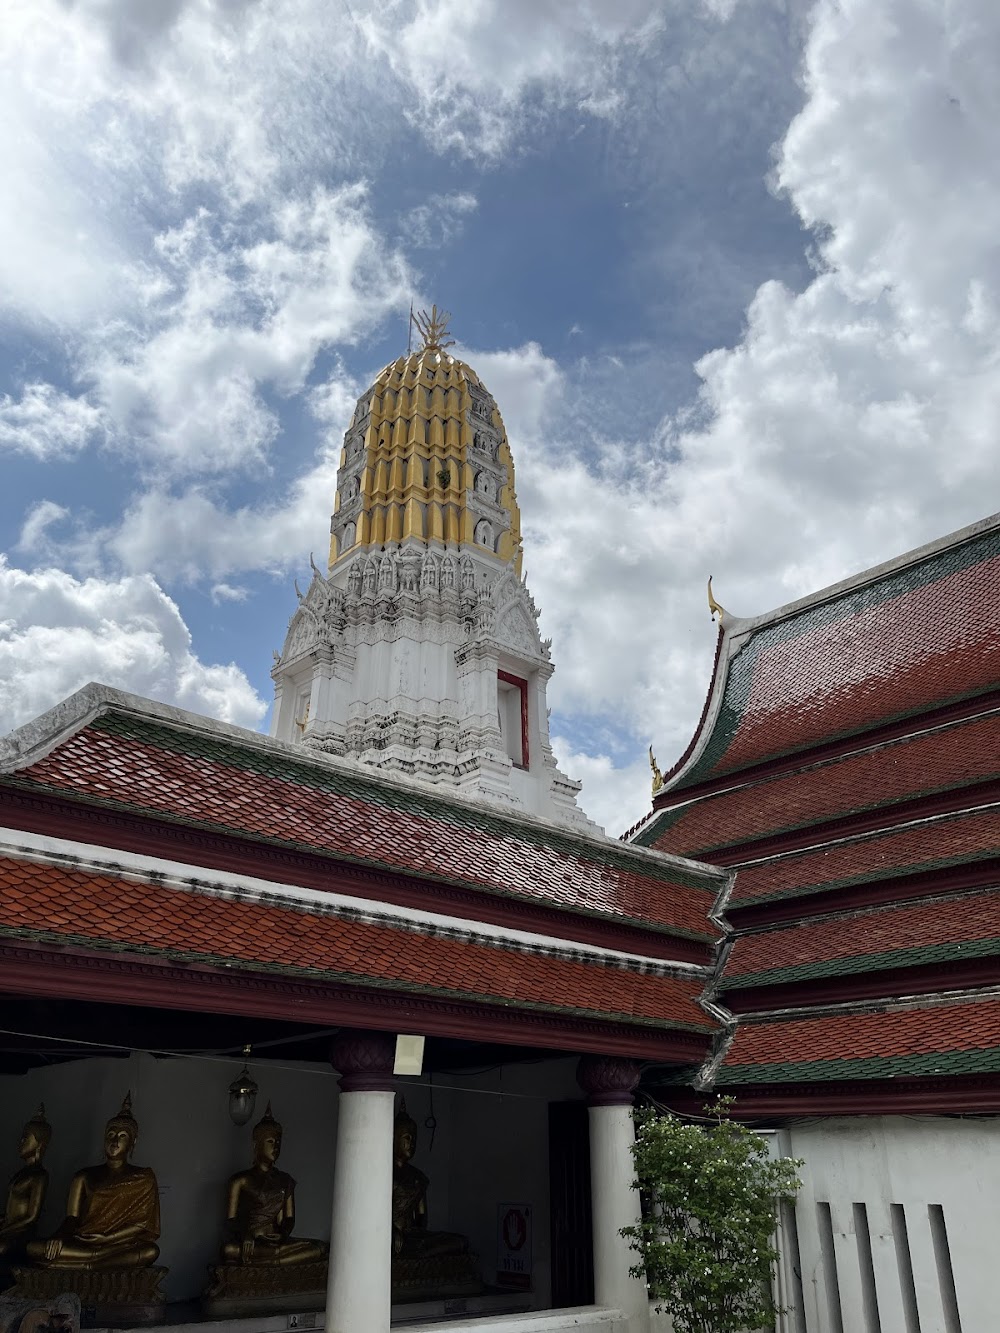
[[0, 940, 713, 1065]]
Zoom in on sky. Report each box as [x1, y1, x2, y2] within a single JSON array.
[[1, 0, 999, 835]]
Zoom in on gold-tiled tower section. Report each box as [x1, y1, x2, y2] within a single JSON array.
[[329, 348, 523, 576]]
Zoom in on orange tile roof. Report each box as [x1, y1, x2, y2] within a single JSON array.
[[668, 525, 1000, 789], [723, 890, 1000, 982], [729, 805, 1000, 905], [13, 716, 717, 938], [721, 997, 1000, 1077], [0, 854, 714, 1031], [654, 711, 1000, 858]]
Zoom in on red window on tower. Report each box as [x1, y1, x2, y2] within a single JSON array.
[[497, 671, 529, 769]]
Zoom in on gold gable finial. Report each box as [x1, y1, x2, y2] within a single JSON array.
[[648, 745, 664, 796], [412, 304, 455, 353], [707, 575, 727, 626]]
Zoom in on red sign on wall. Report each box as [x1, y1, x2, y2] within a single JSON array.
[[496, 1202, 532, 1290]]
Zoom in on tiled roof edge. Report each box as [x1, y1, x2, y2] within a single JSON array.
[[0, 832, 711, 980], [0, 923, 715, 1034], [720, 936, 1000, 989], [729, 984, 1000, 1026], [0, 684, 727, 888], [655, 621, 753, 798], [654, 510, 1000, 798], [718, 1048, 1000, 1084]]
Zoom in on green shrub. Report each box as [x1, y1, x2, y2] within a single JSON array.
[[623, 1097, 802, 1333]]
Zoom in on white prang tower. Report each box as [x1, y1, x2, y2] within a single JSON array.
[[271, 307, 594, 828]]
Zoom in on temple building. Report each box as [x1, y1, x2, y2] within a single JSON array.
[[0, 311, 998, 1333], [629, 512, 1000, 1332]]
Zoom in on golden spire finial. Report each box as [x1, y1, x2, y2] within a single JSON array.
[[707, 575, 727, 626], [412, 305, 455, 353], [648, 745, 664, 795]]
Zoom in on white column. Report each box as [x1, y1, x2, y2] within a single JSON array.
[[578, 1056, 650, 1333], [327, 1032, 396, 1333]]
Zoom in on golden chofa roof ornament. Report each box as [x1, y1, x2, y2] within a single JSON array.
[[707, 575, 727, 626], [412, 304, 456, 353], [648, 745, 664, 796]]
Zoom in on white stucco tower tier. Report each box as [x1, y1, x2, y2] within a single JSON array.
[[270, 310, 596, 829]]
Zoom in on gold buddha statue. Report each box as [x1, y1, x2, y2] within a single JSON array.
[[0, 1106, 51, 1265], [26, 1094, 159, 1271], [220, 1103, 327, 1267], [203, 1104, 327, 1313], [391, 1101, 480, 1301]]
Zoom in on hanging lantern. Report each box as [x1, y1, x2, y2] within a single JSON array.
[[228, 1045, 258, 1126]]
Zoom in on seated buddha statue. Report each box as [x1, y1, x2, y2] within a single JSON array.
[[0, 1105, 51, 1264], [220, 1104, 327, 1267], [391, 1101, 471, 1263], [27, 1094, 159, 1270]]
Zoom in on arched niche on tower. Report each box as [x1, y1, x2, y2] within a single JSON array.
[[474, 518, 494, 550]]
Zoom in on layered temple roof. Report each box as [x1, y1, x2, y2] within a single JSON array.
[[4, 690, 718, 942], [635, 511, 1000, 1113], [654, 513, 1000, 795], [0, 684, 725, 1063]]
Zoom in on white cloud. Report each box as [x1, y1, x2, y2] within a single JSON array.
[[108, 443, 341, 583], [0, 559, 266, 735], [1, 3, 410, 480], [401, 193, 478, 249], [357, 0, 668, 156], [514, 0, 1000, 812], [462, 342, 566, 443], [17, 501, 72, 558], [551, 741, 652, 839], [0, 384, 106, 459], [210, 582, 249, 604], [87, 186, 410, 478]]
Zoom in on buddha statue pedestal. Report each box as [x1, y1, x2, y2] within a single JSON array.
[[390, 1102, 482, 1305], [201, 1105, 328, 1319], [8, 1266, 167, 1328], [202, 1261, 328, 1318], [391, 1250, 483, 1306]]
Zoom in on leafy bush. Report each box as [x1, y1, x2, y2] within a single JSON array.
[[623, 1098, 802, 1333]]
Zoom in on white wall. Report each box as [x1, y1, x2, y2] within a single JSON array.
[[779, 1115, 1000, 1333], [0, 1051, 339, 1302]]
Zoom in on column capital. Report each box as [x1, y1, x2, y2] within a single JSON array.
[[330, 1029, 395, 1092], [577, 1054, 642, 1107]]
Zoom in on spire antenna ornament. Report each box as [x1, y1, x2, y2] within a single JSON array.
[[412, 305, 455, 353]]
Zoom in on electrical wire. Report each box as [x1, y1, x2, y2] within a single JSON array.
[[0, 1027, 550, 1101]]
